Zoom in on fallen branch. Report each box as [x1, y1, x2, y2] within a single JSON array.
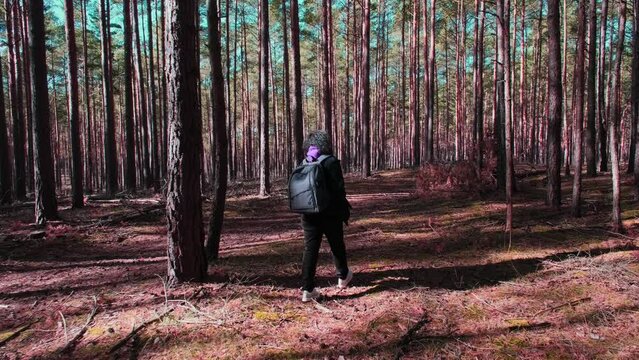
[[394, 312, 430, 360], [532, 297, 592, 318], [83, 204, 164, 229], [0, 322, 34, 347], [57, 298, 99, 355], [108, 307, 174, 355], [108, 287, 203, 355]]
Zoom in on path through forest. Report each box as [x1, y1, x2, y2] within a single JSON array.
[[1, 168, 639, 359]]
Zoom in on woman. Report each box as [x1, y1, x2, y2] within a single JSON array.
[[299, 130, 353, 302]]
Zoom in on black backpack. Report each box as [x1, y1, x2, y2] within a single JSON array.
[[288, 155, 332, 214]]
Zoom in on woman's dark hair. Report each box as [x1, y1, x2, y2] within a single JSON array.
[[303, 130, 333, 155]]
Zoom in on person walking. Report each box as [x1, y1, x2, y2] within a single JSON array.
[[297, 130, 353, 302]]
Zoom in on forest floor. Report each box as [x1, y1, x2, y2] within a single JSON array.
[[1, 166, 639, 359]]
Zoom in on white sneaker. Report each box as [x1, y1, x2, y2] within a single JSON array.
[[337, 270, 353, 289], [302, 288, 321, 302]]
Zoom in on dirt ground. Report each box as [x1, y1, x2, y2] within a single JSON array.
[[1, 167, 639, 359]]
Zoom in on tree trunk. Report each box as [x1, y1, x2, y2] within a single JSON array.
[[5, 0, 26, 201], [206, 0, 229, 262], [133, 0, 151, 189], [290, 0, 304, 164], [426, 0, 436, 162], [321, 0, 333, 139], [81, 0, 93, 193], [634, 0, 639, 196], [571, 0, 587, 217], [598, 0, 609, 172], [498, 0, 513, 232], [20, 2, 34, 195], [473, 0, 485, 169], [123, 0, 136, 192], [165, 0, 207, 283], [0, 57, 11, 204], [282, 0, 292, 174], [29, 0, 58, 224], [100, 0, 118, 196], [64, 0, 84, 208], [585, 0, 597, 176], [361, 0, 371, 177], [258, 0, 270, 195], [409, 0, 420, 167], [547, 0, 563, 209], [145, 0, 160, 189], [609, 0, 626, 232]]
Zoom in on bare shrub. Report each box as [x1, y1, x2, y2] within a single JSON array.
[[416, 137, 498, 197]]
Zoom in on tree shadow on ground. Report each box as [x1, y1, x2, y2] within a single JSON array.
[[240, 244, 638, 297]]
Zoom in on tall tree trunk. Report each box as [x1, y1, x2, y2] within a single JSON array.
[[133, 0, 151, 188], [455, 0, 466, 161], [585, 0, 597, 176], [473, 0, 485, 169], [361, 0, 371, 177], [146, 0, 160, 189], [5, 0, 26, 201], [282, 0, 292, 174], [100, 0, 118, 196], [290, 0, 304, 164], [609, 0, 626, 232], [20, 2, 34, 195], [519, 0, 527, 162], [258, 0, 270, 195], [409, 0, 420, 167], [427, 0, 437, 162], [598, 0, 609, 172], [0, 57, 11, 204], [64, 0, 84, 208], [123, 0, 136, 192], [499, 0, 514, 232], [165, 0, 207, 284], [206, 0, 228, 262], [634, 0, 639, 195], [547, 0, 563, 209], [81, 0, 93, 193], [571, 0, 587, 216], [29, 0, 58, 224], [322, 0, 333, 139]]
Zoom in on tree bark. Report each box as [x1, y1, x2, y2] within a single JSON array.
[[29, 0, 58, 224], [259, 0, 270, 195], [585, 0, 597, 176], [322, 0, 333, 139], [634, 0, 639, 196], [5, 0, 26, 201], [547, 0, 563, 209], [609, 0, 626, 232], [498, 0, 513, 231], [64, 0, 84, 208], [409, 0, 420, 167], [571, 0, 587, 217], [206, 0, 228, 262], [146, 0, 160, 189], [290, 0, 304, 164], [123, 0, 136, 193], [100, 0, 118, 196], [0, 57, 11, 204], [473, 0, 485, 169], [598, 0, 609, 172], [360, 0, 371, 177], [165, 0, 207, 283]]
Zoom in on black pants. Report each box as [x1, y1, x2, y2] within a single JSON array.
[[301, 214, 349, 291]]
